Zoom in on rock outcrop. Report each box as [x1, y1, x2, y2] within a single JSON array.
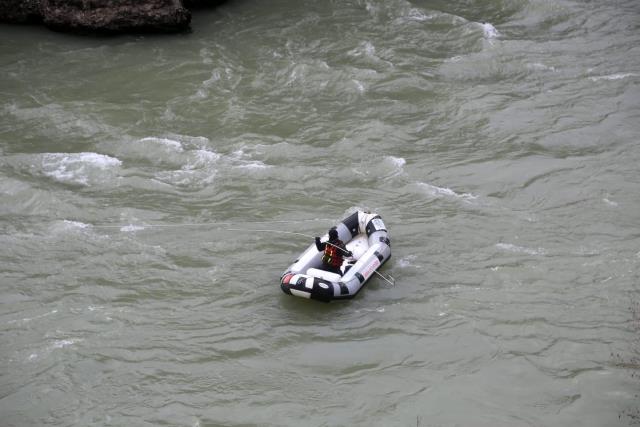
[[0, 0, 227, 33], [182, 0, 228, 8], [0, 0, 42, 24]]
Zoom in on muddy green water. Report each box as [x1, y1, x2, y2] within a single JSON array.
[[1, 1, 639, 426]]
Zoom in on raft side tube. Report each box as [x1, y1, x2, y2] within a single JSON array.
[[338, 242, 390, 297], [280, 272, 337, 303], [341, 211, 360, 238]]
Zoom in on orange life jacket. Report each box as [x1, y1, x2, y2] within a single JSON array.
[[322, 240, 345, 268]]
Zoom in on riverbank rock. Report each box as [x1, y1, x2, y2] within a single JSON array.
[[43, 0, 190, 33], [0, 0, 42, 24], [0, 0, 226, 34], [182, 0, 228, 8]]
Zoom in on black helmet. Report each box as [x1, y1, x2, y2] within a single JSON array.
[[328, 227, 339, 241]]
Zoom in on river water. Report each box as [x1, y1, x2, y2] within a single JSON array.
[[1, 0, 639, 426]]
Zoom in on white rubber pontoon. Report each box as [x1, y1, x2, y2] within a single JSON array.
[[280, 211, 391, 302]]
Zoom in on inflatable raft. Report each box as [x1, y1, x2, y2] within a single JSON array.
[[280, 211, 391, 302]]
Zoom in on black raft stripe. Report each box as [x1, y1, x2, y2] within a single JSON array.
[[339, 283, 349, 295], [341, 211, 360, 238], [365, 215, 385, 237], [374, 251, 384, 262], [355, 272, 365, 283]]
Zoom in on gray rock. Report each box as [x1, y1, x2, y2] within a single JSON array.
[[41, 0, 191, 33], [0, 0, 42, 24], [0, 0, 229, 33]]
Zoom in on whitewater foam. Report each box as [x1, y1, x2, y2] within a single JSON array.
[[237, 161, 269, 170], [589, 73, 637, 82], [406, 8, 433, 22], [387, 156, 406, 168], [120, 224, 146, 232], [496, 243, 545, 256], [229, 149, 271, 170], [62, 220, 91, 229], [138, 137, 184, 152], [381, 156, 406, 179], [154, 148, 220, 187], [52, 338, 82, 349], [418, 182, 478, 201], [352, 79, 366, 93], [41, 152, 121, 186], [397, 255, 419, 268], [189, 149, 221, 168], [8, 309, 58, 324], [480, 22, 499, 39], [349, 41, 376, 58], [528, 63, 557, 72]]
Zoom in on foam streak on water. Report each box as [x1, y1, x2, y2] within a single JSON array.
[[1, 0, 639, 426], [41, 152, 122, 186]]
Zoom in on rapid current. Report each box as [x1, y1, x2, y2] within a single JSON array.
[[1, 0, 639, 426]]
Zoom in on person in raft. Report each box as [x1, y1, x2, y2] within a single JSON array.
[[315, 227, 353, 275]]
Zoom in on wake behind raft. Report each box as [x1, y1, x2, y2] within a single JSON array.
[[280, 211, 391, 302]]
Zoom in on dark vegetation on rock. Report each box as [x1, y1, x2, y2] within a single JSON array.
[[0, 0, 230, 34]]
